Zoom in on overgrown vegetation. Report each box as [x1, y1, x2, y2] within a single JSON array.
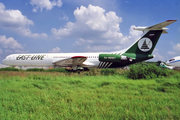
[[0, 71, 180, 119], [0, 67, 128, 76], [26, 68, 45, 72], [0, 67, 20, 71], [128, 62, 174, 79], [0, 62, 176, 80]]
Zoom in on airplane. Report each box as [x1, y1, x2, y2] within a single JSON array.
[[2, 20, 176, 71], [159, 61, 174, 69], [166, 56, 180, 68]]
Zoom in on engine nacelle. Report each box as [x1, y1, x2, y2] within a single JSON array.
[[99, 54, 128, 62]]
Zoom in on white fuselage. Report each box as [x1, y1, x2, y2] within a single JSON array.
[[2, 53, 101, 68], [166, 56, 180, 67]]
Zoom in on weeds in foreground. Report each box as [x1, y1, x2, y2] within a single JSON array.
[[0, 63, 175, 80], [0, 71, 180, 119]]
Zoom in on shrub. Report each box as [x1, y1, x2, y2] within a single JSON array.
[[46, 68, 68, 72], [128, 63, 174, 79], [26, 68, 45, 72], [0, 67, 19, 71]]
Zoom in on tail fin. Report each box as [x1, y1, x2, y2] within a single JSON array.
[[159, 61, 174, 69], [122, 20, 176, 60]]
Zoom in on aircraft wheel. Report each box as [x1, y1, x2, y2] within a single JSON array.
[[76, 70, 81, 74]]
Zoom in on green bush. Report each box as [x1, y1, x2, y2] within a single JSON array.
[[128, 63, 174, 79], [26, 68, 45, 72], [46, 68, 68, 72], [0, 67, 19, 71]]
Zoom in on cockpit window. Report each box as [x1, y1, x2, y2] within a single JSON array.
[[169, 59, 175, 62]]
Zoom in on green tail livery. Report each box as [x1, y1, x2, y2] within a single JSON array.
[[98, 20, 176, 68]]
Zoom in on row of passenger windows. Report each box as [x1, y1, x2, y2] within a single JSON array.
[[53, 56, 98, 58], [88, 56, 98, 58]]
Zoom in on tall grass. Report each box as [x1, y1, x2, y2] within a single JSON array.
[[0, 71, 180, 119], [0, 67, 129, 76], [0, 62, 174, 79]]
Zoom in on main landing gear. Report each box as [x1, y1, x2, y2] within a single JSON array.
[[65, 67, 89, 72]]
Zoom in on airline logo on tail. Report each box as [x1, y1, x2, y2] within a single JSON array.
[[138, 37, 153, 52]]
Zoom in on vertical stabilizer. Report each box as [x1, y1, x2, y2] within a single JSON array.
[[122, 20, 176, 60]]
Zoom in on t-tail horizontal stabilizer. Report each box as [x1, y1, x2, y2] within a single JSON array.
[[134, 20, 177, 33]]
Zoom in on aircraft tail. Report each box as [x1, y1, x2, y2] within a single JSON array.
[[159, 61, 174, 69], [122, 20, 176, 61]]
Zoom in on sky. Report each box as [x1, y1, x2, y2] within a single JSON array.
[[0, 0, 179, 67]]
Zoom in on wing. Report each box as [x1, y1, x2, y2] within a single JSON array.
[[52, 56, 87, 68]]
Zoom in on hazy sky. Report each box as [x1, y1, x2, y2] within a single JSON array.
[[0, 0, 179, 66]]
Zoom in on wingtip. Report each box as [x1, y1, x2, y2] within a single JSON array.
[[166, 20, 177, 22]]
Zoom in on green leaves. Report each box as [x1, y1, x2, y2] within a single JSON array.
[[128, 63, 173, 79]]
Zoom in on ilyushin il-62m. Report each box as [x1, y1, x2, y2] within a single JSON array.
[[2, 20, 176, 71]]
